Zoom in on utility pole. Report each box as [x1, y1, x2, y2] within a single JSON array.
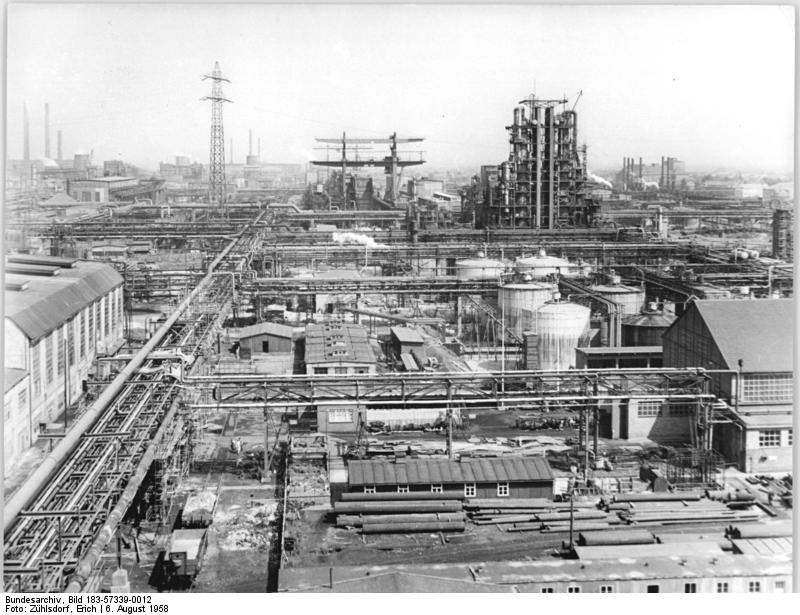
[[202, 61, 232, 219]]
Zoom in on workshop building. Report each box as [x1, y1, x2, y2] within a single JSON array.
[[304, 323, 377, 375], [237, 322, 296, 356], [345, 457, 554, 499], [4, 255, 125, 449], [389, 326, 425, 358], [662, 299, 793, 472]]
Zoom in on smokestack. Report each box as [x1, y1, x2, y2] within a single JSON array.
[[639, 157, 643, 179], [23, 103, 30, 161], [45, 103, 50, 159], [258, 138, 261, 159], [249, 129, 252, 156], [57, 130, 62, 162], [230, 138, 233, 164]]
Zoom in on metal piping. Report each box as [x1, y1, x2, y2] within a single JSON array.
[[64, 393, 182, 592], [3, 232, 242, 532], [187, 393, 718, 411]]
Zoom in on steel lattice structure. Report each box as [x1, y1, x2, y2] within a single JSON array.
[[202, 61, 232, 216]]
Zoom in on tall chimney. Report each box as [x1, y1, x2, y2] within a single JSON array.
[[45, 103, 50, 158], [258, 138, 261, 159], [57, 130, 63, 162], [230, 138, 233, 164], [249, 129, 252, 156], [23, 103, 30, 161], [639, 157, 643, 179]]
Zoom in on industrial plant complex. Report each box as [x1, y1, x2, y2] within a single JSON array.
[[2, 5, 796, 597]]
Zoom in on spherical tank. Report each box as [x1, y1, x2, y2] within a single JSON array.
[[455, 258, 506, 281], [526, 302, 591, 370], [589, 283, 646, 316], [621, 310, 676, 346], [498, 282, 557, 338]]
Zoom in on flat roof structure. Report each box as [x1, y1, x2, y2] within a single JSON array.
[[279, 553, 792, 592]]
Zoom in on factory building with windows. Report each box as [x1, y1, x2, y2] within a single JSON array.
[[345, 457, 554, 500], [303, 323, 377, 376], [662, 299, 794, 472], [4, 255, 124, 467]]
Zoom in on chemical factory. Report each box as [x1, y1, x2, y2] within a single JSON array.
[[3, 9, 796, 595]]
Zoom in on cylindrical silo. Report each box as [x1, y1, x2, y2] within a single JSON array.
[[621, 308, 676, 346], [498, 282, 557, 338], [525, 302, 591, 370], [589, 283, 646, 316], [455, 258, 505, 281], [514, 249, 585, 279]]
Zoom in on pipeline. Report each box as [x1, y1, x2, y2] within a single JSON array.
[[361, 521, 466, 534], [336, 512, 465, 528], [578, 529, 656, 546], [612, 492, 702, 503], [333, 500, 462, 515], [64, 393, 182, 592], [3, 232, 243, 532]]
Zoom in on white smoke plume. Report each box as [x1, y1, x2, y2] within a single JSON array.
[[588, 171, 613, 189], [332, 231, 387, 248]]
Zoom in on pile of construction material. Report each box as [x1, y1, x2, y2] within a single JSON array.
[[334, 492, 466, 534], [604, 492, 761, 526], [464, 498, 619, 533]]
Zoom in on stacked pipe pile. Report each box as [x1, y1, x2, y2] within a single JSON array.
[[464, 498, 619, 533], [334, 494, 466, 534], [604, 492, 761, 526]]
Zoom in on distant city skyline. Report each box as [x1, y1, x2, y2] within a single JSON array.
[[7, 4, 795, 174]]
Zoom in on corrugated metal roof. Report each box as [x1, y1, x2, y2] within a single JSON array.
[[347, 457, 553, 486], [679, 299, 794, 372], [305, 323, 376, 365], [5, 261, 123, 342], [732, 537, 792, 556]]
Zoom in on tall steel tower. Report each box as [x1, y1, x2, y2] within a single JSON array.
[[201, 62, 232, 215]]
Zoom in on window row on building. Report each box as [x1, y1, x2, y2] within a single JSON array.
[[742, 374, 793, 403], [534, 578, 783, 593], [363, 482, 507, 498], [758, 428, 792, 448], [636, 400, 699, 418]]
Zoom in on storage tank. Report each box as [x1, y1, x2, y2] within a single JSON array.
[[455, 257, 505, 280], [514, 248, 586, 279], [498, 282, 557, 338], [589, 282, 646, 316], [621, 304, 676, 346], [524, 300, 591, 370]]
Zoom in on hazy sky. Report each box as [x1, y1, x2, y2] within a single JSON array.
[[6, 4, 795, 174]]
